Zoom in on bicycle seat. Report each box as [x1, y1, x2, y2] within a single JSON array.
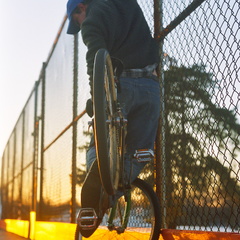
[[111, 57, 124, 78]]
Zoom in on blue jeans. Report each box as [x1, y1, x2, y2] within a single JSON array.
[[86, 77, 160, 182]]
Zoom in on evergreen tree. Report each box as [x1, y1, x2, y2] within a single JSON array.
[[164, 60, 240, 228]]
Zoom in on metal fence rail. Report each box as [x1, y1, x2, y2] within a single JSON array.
[[1, 0, 239, 233]]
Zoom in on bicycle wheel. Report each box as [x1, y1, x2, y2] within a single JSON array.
[[83, 178, 161, 240], [93, 48, 120, 195]]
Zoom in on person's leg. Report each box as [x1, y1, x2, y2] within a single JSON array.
[[81, 138, 114, 211], [79, 77, 160, 237], [86, 144, 96, 172], [118, 77, 160, 182], [79, 142, 105, 237], [81, 160, 101, 207]]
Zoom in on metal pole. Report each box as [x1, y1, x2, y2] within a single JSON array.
[[12, 130, 17, 218], [1, 147, 6, 218], [154, 0, 167, 229], [39, 62, 46, 221], [32, 82, 39, 218], [71, 33, 79, 223], [7, 142, 10, 218], [20, 110, 25, 219]]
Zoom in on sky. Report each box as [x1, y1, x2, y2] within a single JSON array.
[[0, 0, 68, 156]]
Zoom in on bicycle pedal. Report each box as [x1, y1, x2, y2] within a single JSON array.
[[77, 208, 98, 230], [134, 149, 154, 162]]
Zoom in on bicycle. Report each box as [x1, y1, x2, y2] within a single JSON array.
[[75, 49, 161, 240]]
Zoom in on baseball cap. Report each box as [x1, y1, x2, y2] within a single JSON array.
[[66, 0, 84, 34]]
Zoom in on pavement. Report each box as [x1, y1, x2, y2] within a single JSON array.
[[0, 229, 27, 240]]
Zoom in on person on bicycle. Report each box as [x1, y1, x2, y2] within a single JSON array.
[[67, 0, 160, 237]]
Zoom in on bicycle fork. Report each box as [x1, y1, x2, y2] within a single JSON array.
[[107, 189, 131, 234]]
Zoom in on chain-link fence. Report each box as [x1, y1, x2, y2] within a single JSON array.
[[1, 0, 239, 233], [161, 0, 240, 231]]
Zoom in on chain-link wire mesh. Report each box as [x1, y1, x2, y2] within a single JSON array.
[[162, 0, 240, 232], [44, 26, 74, 147], [1, 147, 8, 219], [13, 117, 23, 219], [1, 90, 36, 220], [42, 130, 73, 222], [1, 0, 239, 234], [77, 40, 90, 114], [39, 22, 75, 222], [138, 0, 155, 34], [20, 92, 36, 220]]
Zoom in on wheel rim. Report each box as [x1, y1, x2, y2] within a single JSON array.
[[104, 62, 120, 192]]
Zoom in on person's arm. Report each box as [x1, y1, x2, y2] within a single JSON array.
[[81, 9, 108, 94]]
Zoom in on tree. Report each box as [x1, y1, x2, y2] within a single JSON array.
[[163, 60, 240, 228]]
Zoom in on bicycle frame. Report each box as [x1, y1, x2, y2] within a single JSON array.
[[104, 76, 134, 233], [116, 102, 128, 188]]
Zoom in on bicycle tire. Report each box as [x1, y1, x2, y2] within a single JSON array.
[[75, 178, 161, 240], [93, 49, 120, 195]]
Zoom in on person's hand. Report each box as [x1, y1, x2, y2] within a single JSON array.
[[86, 98, 93, 117]]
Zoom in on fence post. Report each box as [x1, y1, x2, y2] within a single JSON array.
[[28, 82, 39, 239], [71, 34, 79, 223], [38, 62, 46, 221], [20, 110, 25, 220], [6, 143, 10, 218], [11, 130, 17, 219], [0, 146, 7, 219], [154, 0, 167, 229], [31, 82, 39, 215], [0, 150, 4, 219]]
